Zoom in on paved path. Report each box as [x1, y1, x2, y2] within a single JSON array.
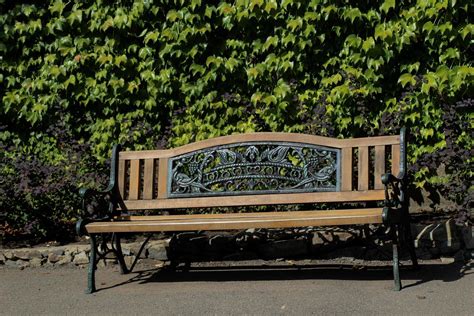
[[1, 260, 473, 315]]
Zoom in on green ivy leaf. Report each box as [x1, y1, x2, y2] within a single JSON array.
[[380, 0, 396, 14], [398, 73, 416, 88], [362, 37, 375, 52]]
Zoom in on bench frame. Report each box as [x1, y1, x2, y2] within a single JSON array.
[[76, 128, 418, 293]]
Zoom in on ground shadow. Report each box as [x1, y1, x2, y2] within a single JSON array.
[[96, 260, 472, 292]]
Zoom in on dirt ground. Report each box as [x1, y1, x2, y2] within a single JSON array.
[[1, 259, 473, 315]]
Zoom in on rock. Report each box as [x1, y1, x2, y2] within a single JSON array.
[[129, 242, 144, 256], [325, 246, 358, 259], [14, 251, 29, 260], [50, 248, 65, 256], [438, 241, 461, 255], [31, 250, 43, 259], [5, 260, 18, 268], [5, 259, 29, 269], [257, 239, 309, 259], [154, 261, 165, 268], [30, 258, 45, 268], [48, 253, 61, 264], [176, 232, 206, 241], [73, 252, 89, 265], [333, 232, 355, 243], [0, 253, 5, 264], [121, 247, 131, 256], [208, 235, 234, 252], [169, 234, 208, 257], [465, 249, 474, 260], [125, 256, 136, 267], [14, 250, 40, 260], [17, 260, 30, 270], [57, 253, 72, 266], [311, 233, 325, 246], [223, 251, 258, 261], [96, 258, 118, 268], [415, 248, 433, 260], [65, 245, 88, 256], [462, 226, 473, 249], [428, 247, 440, 256], [148, 246, 168, 260], [319, 231, 336, 243], [453, 250, 465, 262], [4, 251, 16, 261], [414, 220, 461, 255], [440, 257, 455, 264]]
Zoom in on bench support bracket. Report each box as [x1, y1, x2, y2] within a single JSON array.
[[85, 233, 154, 294]]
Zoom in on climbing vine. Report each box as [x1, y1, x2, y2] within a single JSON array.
[[1, 0, 472, 239]]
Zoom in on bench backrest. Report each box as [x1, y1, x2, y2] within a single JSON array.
[[112, 130, 406, 211]]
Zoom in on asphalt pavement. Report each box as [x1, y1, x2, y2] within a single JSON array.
[[1, 259, 473, 315]]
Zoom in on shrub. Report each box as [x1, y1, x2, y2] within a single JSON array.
[[1, 0, 472, 240]]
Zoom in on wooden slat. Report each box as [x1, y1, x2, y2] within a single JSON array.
[[339, 135, 399, 148], [357, 146, 369, 191], [119, 190, 385, 210], [116, 208, 383, 221], [86, 208, 383, 233], [118, 133, 400, 159], [374, 146, 385, 190], [118, 159, 126, 199], [157, 158, 168, 199], [391, 144, 400, 176], [129, 160, 140, 200], [341, 147, 353, 191], [120, 150, 167, 160], [143, 159, 154, 200]]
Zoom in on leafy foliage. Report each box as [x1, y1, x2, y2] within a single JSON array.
[[0, 112, 107, 242], [1, 0, 472, 240]]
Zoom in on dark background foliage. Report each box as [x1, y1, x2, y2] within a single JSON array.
[[0, 0, 472, 242]]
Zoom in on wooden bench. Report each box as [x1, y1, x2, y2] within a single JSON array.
[[76, 128, 418, 293]]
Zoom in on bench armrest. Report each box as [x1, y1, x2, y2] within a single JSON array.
[[79, 186, 114, 199], [76, 144, 121, 236], [381, 172, 406, 208], [77, 186, 117, 236], [381, 173, 402, 186]]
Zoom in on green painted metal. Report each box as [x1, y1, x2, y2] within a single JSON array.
[[86, 234, 97, 294], [168, 142, 340, 198], [126, 234, 153, 274], [381, 128, 417, 289], [382, 207, 402, 224], [113, 234, 129, 275], [79, 145, 122, 294], [392, 233, 401, 291], [78, 144, 121, 222]]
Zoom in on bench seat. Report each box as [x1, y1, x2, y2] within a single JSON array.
[[85, 208, 383, 233]]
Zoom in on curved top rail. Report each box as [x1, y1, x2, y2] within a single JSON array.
[[165, 132, 342, 157], [119, 132, 400, 159]]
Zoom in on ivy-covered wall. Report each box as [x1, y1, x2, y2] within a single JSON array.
[[1, 0, 472, 240]]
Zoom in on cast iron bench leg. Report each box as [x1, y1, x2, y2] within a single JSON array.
[[392, 225, 401, 291], [86, 234, 97, 294]]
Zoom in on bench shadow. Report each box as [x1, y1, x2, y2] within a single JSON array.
[[96, 260, 472, 292]]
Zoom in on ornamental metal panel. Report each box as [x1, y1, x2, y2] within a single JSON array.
[[168, 142, 340, 198]]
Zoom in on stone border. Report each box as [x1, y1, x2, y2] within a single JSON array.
[[0, 223, 471, 269], [0, 240, 168, 269]]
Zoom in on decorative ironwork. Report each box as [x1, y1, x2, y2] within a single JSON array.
[[168, 142, 340, 197]]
